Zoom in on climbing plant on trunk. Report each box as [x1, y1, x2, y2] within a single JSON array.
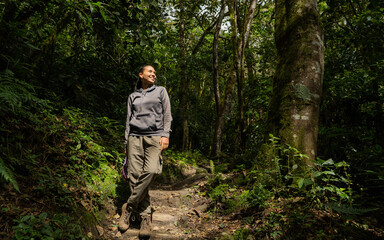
[[267, 1, 324, 167]]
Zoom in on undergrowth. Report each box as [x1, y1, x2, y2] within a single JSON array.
[[0, 71, 124, 239], [158, 150, 207, 184], [204, 135, 383, 239]]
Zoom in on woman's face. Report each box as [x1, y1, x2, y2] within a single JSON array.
[[139, 66, 157, 87]]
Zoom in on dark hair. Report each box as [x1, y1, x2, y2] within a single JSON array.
[[139, 65, 153, 74], [136, 65, 153, 90]]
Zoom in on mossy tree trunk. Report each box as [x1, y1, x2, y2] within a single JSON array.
[[267, 1, 324, 166]]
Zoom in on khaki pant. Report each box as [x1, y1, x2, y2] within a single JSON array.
[[126, 135, 163, 216]]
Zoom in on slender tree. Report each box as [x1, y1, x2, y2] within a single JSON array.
[[179, 0, 189, 151], [233, 0, 259, 152], [267, 1, 324, 165], [212, 0, 259, 156], [212, 0, 227, 156], [176, 0, 221, 151]]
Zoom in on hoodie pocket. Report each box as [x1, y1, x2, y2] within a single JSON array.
[[155, 116, 163, 130], [130, 113, 156, 132]]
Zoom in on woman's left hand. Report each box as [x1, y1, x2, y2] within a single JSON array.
[[160, 137, 169, 151]]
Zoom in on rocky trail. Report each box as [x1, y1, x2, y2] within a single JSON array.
[[98, 174, 244, 240]]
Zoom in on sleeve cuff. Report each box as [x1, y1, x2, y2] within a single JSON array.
[[160, 132, 170, 138]]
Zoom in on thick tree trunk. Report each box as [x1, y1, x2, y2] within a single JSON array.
[[268, 1, 324, 165], [179, 0, 189, 151]]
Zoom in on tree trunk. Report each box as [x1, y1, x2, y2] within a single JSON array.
[[245, 42, 255, 133], [236, 0, 258, 152], [212, 0, 258, 156], [212, 0, 227, 156], [268, 0, 324, 166], [236, 64, 246, 152], [179, 0, 189, 151]]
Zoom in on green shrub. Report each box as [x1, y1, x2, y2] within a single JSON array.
[[13, 212, 85, 240]]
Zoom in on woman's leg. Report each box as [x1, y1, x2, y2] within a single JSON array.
[[127, 136, 162, 213], [119, 135, 144, 231]]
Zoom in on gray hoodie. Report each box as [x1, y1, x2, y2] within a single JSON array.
[[124, 84, 172, 146]]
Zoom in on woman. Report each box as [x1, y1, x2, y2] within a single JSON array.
[[119, 65, 172, 238]]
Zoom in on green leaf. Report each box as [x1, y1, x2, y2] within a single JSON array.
[[322, 170, 336, 175], [93, 2, 101, 7], [24, 41, 40, 51], [335, 161, 349, 168], [323, 186, 335, 192], [297, 178, 304, 188], [99, 8, 107, 22], [85, 0, 94, 12], [0, 157, 20, 192], [39, 212, 48, 219], [322, 159, 334, 166]]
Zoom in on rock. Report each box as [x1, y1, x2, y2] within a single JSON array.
[[153, 226, 160, 231], [181, 167, 196, 177], [153, 212, 178, 223], [96, 225, 104, 236], [115, 231, 122, 238], [195, 203, 208, 212], [169, 195, 180, 208]]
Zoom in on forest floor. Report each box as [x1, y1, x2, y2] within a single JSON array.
[[0, 161, 249, 240], [99, 173, 245, 240], [1, 157, 383, 239]]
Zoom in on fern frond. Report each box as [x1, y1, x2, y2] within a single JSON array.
[[210, 160, 215, 175], [328, 202, 378, 215], [0, 69, 40, 112], [294, 83, 312, 101], [0, 157, 20, 192]]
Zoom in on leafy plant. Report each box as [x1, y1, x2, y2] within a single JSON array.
[[209, 184, 230, 203], [0, 156, 19, 192], [13, 212, 85, 240], [0, 70, 43, 113], [233, 228, 251, 240]]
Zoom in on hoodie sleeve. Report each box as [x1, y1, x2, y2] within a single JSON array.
[[124, 96, 132, 147], [160, 87, 172, 138]]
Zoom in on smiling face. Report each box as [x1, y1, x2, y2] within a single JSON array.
[[139, 65, 157, 89]]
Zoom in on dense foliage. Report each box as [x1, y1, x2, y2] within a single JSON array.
[[318, 0, 384, 208], [1, 0, 383, 239]]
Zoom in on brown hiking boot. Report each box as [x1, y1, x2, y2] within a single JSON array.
[[139, 215, 152, 238], [118, 203, 131, 232]]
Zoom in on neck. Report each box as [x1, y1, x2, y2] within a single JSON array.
[[142, 82, 153, 90]]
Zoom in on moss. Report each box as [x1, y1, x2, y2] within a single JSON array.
[[269, 0, 322, 167], [256, 142, 279, 171]]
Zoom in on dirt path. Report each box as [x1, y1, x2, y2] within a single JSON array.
[[99, 174, 242, 240]]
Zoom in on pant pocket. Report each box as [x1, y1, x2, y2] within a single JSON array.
[[157, 153, 163, 175]]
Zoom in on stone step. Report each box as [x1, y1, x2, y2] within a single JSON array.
[[105, 177, 210, 239], [121, 211, 195, 239]]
